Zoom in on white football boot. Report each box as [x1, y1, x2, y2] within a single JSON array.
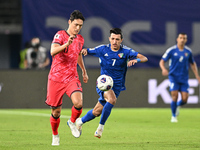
[[52, 134, 60, 146], [67, 119, 81, 138], [171, 116, 178, 123], [94, 128, 103, 138], [76, 118, 83, 135]]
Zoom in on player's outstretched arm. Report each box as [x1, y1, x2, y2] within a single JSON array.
[[136, 53, 148, 63], [127, 53, 148, 67]]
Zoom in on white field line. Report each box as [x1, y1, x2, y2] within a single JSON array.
[[0, 110, 70, 118]]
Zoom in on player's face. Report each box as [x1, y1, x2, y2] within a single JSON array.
[[68, 19, 83, 35], [109, 33, 123, 51], [177, 34, 187, 46]]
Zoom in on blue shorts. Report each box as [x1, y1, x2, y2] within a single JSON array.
[[169, 80, 189, 92], [96, 86, 121, 106]]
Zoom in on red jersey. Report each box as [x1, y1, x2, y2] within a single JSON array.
[[48, 30, 84, 83]]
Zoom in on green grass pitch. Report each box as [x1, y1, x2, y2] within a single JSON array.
[[0, 108, 199, 150]]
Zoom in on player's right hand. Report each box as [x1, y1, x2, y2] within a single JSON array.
[[162, 69, 168, 76], [67, 35, 75, 46], [81, 49, 88, 56], [82, 72, 89, 83]]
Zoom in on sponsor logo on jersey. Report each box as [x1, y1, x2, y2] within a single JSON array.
[[118, 53, 124, 58], [104, 53, 108, 56], [174, 53, 178, 56]]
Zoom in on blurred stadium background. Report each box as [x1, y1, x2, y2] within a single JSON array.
[[0, 0, 199, 108]]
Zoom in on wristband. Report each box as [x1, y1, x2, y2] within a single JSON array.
[[136, 58, 141, 63]]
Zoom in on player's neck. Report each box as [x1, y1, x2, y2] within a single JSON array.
[[66, 29, 76, 37], [177, 44, 184, 51], [111, 48, 119, 52], [110, 46, 120, 52]]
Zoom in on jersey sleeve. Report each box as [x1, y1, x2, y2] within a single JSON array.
[[87, 45, 104, 57], [162, 48, 171, 62], [129, 49, 138, 59], [189, 51, 195, 64], [52, 31, 64, 45]]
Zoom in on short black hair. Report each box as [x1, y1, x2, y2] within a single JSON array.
[[69, 10, 85, 22], [110, 28, 123, 39], [178, 32, 187, 37]]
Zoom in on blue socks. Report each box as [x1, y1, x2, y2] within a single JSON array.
[[171, 101, 177, 117], [99, 102, 114, 125], [81, 102, 114, 125], [171, 100, 187, 117], [81, 109, 96, 123]]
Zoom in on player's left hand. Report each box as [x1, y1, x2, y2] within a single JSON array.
[[82, 72, 89, 83], [81, 49, 88, 56], [127, 59, 137, 67]]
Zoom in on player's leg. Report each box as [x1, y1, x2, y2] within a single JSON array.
[[70, 92, 83, 123], [171, 90, 179, 116], [176, 91, 188, 115], [170, 90, 179, 122], [51, 107, 61, 146], [177, 82, 189, 106], [80, 101, 104, 123], [65, 79, 83, 138], [45, 79, 64, 145], [67, 91, 83, 138], [99, 89, 116, 125], [76, 102, 104, 135], [176, 82, 189, 116], [66, 79, 83, 123], [169, 81, 179, 122], [178, 91, 188, 105], [95, 90, 116, 138]]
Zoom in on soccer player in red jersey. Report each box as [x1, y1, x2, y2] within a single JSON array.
[[45, 10, 88, 146]]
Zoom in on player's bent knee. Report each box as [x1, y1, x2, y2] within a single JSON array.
[[72, 99, 83, 108], [52, 112, 60, 118], [108, 98, 117, 105], [182, 99, 188, 103], [92, 110, 101, 117], [73, 103, 83, 109], [94, 113, 101, 117], [51, 109, 61, 118]]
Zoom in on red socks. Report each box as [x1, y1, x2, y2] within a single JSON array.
[[50, 106, 82, 135], [70, 106, 82, 123], [50, 114, 60, 135]]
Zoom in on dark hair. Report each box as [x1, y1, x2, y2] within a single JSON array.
[[178, 32, 187, 37], [69, 10, 85, 22], [110, 28, 123, 39]]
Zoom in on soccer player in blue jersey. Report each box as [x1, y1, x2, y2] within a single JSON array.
[[159, 33, 200, 123], [76, 28, 148, 138]]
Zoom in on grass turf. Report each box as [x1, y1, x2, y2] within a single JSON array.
[[0, 108, 199, 150]]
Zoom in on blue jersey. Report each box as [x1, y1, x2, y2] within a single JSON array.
[[87, 44, 138, 91], [162, 45, 195, 83]]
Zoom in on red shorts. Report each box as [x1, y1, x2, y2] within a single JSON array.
[[45, 79, 82, 108]]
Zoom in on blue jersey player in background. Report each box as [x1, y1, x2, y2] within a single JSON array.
[[159, 33, 200, 123], [76, 28, 148, 138]]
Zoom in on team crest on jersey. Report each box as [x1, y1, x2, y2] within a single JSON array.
[[118, 53, 124, 58], [185, 53, 188, 57], [54, 34, 60, 39]]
